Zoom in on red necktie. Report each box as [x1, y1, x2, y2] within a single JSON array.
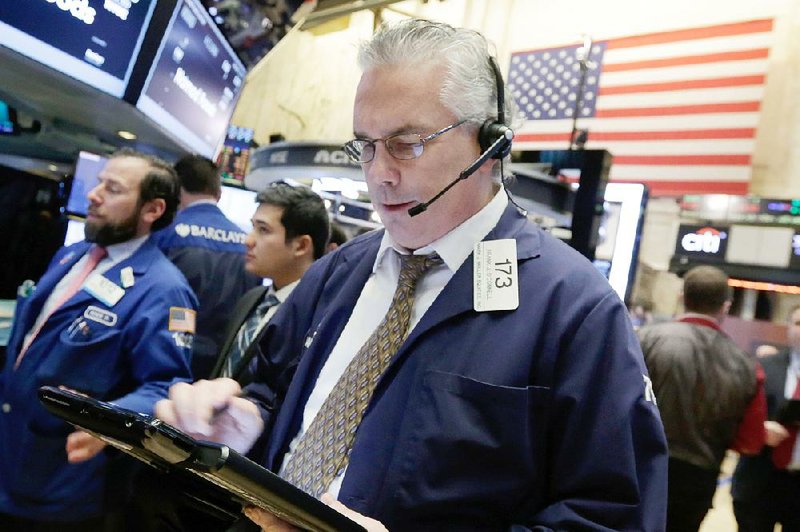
[[772, 372, 800, 469], [16, 246, 107, 367]]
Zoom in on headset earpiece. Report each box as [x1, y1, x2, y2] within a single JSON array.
[[478, 56, 513, 159]]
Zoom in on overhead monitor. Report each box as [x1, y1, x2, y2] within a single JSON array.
[[0, 0, 156, 97], [67, 151, 108, 217], [218, 185, 257, 233], [135, 0, 247, 159]]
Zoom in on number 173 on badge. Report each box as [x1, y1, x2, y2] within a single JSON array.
[[473, 239, 519, 312]]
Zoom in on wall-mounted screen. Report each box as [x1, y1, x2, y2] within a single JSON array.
[[67, 151, 108, 217], [0, 0, 156, 97], [135, 0, 246, 159], [0, 101, 17, 135], [218, 185, 257, 233], [595, 183, 647, 302]]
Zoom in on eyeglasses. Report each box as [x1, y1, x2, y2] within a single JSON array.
[[343, 120, 467, 163]]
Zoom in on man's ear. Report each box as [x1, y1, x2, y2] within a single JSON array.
[[292, 234, 313, 258], [140, 198, 166, 226]]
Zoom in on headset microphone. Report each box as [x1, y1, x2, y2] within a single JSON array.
[[407, 56, 514, 218], [408, 129, 513, 217]]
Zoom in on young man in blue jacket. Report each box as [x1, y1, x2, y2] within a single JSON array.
[[0, 149, 196, 530], [156, 20, 668, 531]]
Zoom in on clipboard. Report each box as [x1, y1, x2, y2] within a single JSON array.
[[37, 386, 365, 532]]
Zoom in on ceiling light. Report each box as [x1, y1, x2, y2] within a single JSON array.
[[117, 130, 137, 140]]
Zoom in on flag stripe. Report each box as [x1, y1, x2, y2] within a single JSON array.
[[598, 86, 764, 108], [515, 139, 754, 156], [599, 74, 765, 95], [518, 113, 761, 133], [602, 48, 769, 72], [601, 59, 768, 87], [603, 32, 773, 64], [614, 154, 751, 166], [596, 101, 761, 118], [605, 19, 773, 50], [516, 128, 755, 142]]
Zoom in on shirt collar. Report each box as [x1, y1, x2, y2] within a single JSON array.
[[182, 199, 218, 209], [104, 234, 149, 263], [373, 188, 508, 273], [677, 312, 722, 331], [274, 279, 298, 303]]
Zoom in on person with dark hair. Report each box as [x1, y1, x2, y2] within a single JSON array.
[[156, 19, 666, 530], [0, 149, 196, 529], [152, 154, 259, 379], [125, 183, 330, 532], [639, 265, 767, 532], [210, 182, 330, 385], [326, 222, 350, 253], [732, 303, 800, 531]]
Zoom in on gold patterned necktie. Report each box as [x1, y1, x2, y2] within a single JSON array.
[[281, 252, 443, 497]]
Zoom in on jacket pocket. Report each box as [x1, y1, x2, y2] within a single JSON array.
[[395, 370, 550, 519]]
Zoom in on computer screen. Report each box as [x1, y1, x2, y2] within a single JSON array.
[[67, 151, 108, 217], [135, 0, 246, 159], [218, 185, 257, 233], [594, 183, 647, 302], [64, 218, 86, 247], [0, 101, 16, 135], [0, 0, 156, 97]]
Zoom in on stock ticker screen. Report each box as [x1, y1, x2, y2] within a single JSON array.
[[0, 0, 156, 97], [135, 0, 246, 158]]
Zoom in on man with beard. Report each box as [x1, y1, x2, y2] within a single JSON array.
[[0, 149, 196, 530]]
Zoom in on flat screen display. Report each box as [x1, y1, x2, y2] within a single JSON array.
[[594, 183, 647, 302], [0, 101, 16, 135], [0, 0, 156, 97], [136, 0, 246, 159], [64, 218, 86, 247], [67, 151, 108, 217], [218, 185, 256, 233]]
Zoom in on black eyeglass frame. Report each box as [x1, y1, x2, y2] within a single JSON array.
[[343, 120, 468, 163]]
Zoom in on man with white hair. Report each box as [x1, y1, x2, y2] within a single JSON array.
[[157, 19, 667, 531]]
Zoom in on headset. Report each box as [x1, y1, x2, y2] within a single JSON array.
[[478, 56, 513, 159], [408, 55, 514, 217]]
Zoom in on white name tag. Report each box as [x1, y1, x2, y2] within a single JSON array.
[[120, 266, 135, 288], [83, 273, 125, 307], [473, 239, 519, 312]]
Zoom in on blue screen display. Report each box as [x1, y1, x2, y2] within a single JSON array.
[[136, 0, 246, 158], [0, 0, 156, 97], [67, 151, 108, 216]]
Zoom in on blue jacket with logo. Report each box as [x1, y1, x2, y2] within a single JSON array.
[[247, 203, 669, 531], [0, 238, 196, 522], [153, 203, 259, 378]]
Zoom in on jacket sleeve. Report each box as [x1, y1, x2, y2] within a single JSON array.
[[524, 291, 668, 531], [111, 282, 196, 414]]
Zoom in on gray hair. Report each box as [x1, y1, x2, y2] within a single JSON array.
[[358, 19, 516, 127], [358, 19, 516, 178]]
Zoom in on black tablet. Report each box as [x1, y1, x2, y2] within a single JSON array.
[[38, 386, 365, 532]]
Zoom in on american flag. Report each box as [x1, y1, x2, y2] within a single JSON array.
[[508, 19, 774, 197]]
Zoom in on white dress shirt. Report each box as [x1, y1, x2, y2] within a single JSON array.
[[24, 235, 149, 343], [280, 189, 509, 495]]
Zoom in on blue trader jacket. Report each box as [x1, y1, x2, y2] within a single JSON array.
[[153, 203, 259, 378], [247, 204, 669, 531], [0, 238, 196, 522]]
